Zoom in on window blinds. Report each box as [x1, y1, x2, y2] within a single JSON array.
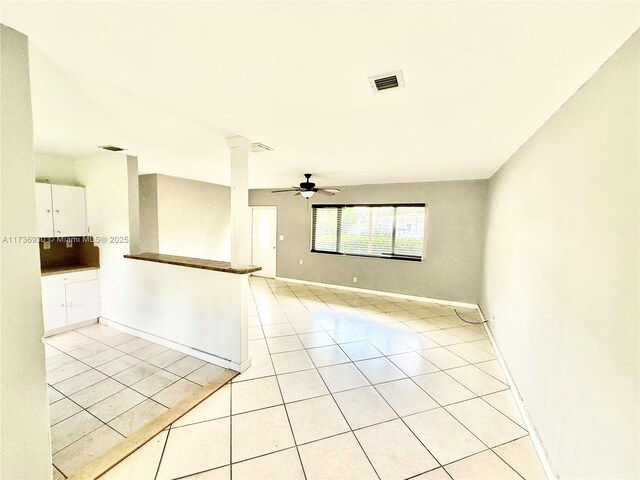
[[311, 204, 425, 261]]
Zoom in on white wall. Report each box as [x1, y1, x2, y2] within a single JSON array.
[[77, 159, 247, 369], [0, 24, 52, 480], [34, 153, 78, 185], [481, 30, 639, 479]]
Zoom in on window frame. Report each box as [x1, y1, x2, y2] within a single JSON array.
[[310, 203, 427, 262]]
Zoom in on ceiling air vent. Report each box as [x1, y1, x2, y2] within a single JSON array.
[[251, 142, 274, 153], [98, 145, 127, 152], [368, 71, 404, 92]]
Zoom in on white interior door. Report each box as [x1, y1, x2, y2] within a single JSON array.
[[251, 206, 277, 278]]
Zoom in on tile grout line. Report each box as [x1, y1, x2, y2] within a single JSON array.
[[257, 279, 530, 477], [267, 283, 383, 480], [251, 284, 309, 480]]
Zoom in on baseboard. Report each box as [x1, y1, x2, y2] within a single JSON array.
[[274, 276, 478, 309], [99, 317, 242, 372], [44, 318, 98, 338], [477, 309, 557, 480]]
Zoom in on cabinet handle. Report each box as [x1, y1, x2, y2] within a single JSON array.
[[46, 209, 51, 213]]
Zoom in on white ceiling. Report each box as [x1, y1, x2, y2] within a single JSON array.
[[2, 1, 638, 188]]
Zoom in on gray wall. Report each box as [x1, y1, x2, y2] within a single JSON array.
[[481, 30, 639, 479], [0, 24, 53, 479], [139, 174, 231, 260], [250, 180, 487, 304], [139, 174, 159, 253]]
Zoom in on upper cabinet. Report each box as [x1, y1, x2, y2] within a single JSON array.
[[36, 183, 87, 237], [35, 183, 54, 237]]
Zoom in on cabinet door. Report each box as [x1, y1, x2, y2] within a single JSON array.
[[66, 280, 100, 325], [52, 185, 87, 237], [35, 183, 54, 237], [42, 284, 67, 332]]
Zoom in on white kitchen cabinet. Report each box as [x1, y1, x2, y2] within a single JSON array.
[[35, 183, 87, 237], [41, 270, 100, 335], [66, 280, 100, 325], [35, 183, 55, 237], [41, 284, 67, 332], [52, 185, 87, 237]]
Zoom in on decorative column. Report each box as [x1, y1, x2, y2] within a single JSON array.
[[228, 136, 252, 371]]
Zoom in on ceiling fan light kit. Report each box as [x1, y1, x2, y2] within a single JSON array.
[[271, 173, 340, 199]]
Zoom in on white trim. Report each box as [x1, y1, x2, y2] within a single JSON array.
[[478, 309, 557, 480], [274, 276, 477, 309], [99, 317, 251, 372]]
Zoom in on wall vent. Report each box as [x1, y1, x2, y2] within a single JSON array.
[[368, 71, 404, 92], [98, 145, 127, 152]]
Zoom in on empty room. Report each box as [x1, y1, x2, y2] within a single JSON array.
[[0, 2, 638, 480]]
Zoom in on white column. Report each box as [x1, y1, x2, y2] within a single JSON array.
[[228, 136, 251, 268], [227, 136, 252, 371]]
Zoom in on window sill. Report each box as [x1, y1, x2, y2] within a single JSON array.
[[310, 250, 423, 262]]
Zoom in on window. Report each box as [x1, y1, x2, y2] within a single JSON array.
[[311, 204, 426, 261]]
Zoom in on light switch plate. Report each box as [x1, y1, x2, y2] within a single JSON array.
[[279, 235, 284, 241]]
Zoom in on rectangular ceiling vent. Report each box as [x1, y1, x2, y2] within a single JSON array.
[[251, 142, 274, 153], [368, 71, 404, 92], [98, 145, 127, 152]]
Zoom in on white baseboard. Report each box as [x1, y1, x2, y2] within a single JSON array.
[[45, 318, 98, 338], [274, 276, 478, 309], [478, 309, 557, 480], [99, 317, 249, 372]]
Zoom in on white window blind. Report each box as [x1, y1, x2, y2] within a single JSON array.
[[311, 204, 426, 261]]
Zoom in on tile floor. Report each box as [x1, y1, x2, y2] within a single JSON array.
[[99, 277, 547, 480], [45, 324, 230, 479]]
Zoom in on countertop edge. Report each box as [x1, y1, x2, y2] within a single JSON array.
[[124, 253, 261, 275], [41, 265, 100, 276]]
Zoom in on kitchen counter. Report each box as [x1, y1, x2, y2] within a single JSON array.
[[41, 265, 100, 276], [124, 252, 261, 275]]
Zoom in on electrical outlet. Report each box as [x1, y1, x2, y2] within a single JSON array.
[[43, 241, 50, 250], [299, 259, 303, 265], [279, 235, 284, 241], [353, 276, 358, 283]]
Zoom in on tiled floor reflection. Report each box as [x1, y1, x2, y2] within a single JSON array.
[[99, 278, 547, 480], [45, 324, 229, 479]]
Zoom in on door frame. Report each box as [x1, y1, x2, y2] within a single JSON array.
[[250, 206, 278, 278]]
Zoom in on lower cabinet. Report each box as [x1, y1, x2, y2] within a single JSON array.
[[42, 269, 100, 335]]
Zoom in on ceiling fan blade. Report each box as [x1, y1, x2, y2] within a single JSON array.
[[271, 188, 301, 193], [315, 190, 335, 196], [317, 188, 341, 193]]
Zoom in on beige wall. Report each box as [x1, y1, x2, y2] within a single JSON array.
[[481, 30, 639, 479], [139, 174, 231, 261], [250, 180, 487, 304], [0, 24, 53, 479]]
